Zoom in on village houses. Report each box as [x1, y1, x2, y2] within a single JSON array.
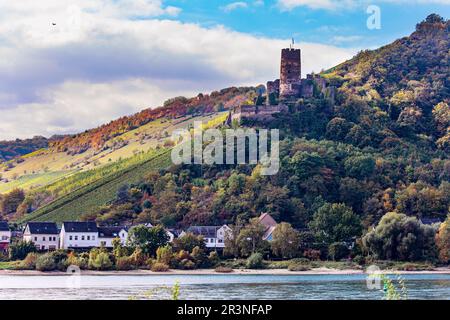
[[23, 222, 59, 251], [98, 226, 129, 248], [5, 213, 278, 252], [0, 221, 11, 253], [182, 225, 233, 249], [60, 221, 99, 250]]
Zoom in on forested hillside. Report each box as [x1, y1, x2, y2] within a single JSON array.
[[0, 15, 448, 263], [0, 136, 49, 162]]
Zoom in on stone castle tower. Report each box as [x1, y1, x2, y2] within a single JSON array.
[[279, 48, 301, 98]]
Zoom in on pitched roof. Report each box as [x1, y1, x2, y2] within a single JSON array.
[[63, 221, 98, 233], [98, 226, 126, 238], [186, 226, 221, 238], [258, 213, 277, 229], [26, 222, 58, 235], [420, 218, 443, 225], [263, 226, 276, 241], [0, 221, 9, 232], [167, 229, 183, 237]]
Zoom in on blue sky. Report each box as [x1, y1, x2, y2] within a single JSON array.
[[0, 0, 448, 140], [166, 0, 449, 48]]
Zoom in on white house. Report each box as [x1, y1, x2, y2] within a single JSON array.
[[98, 226, 128, 248], [23, 222, 59, 251], [0, 221, 11, 253], [184, 225, 232, 249], [60, 222, 99, 249]]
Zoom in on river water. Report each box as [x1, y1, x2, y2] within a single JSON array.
[[0, 274, 449, 300]]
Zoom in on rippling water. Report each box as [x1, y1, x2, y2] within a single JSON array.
[[0, 274, 449, 300]]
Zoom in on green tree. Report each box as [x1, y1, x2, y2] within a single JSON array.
[[156, 244, 173, 265], [236, 218, 268, 257], [9, 240, 37, 261], [271, 222, 300, 259], [88, 249, 113, 270], [344, 155, 375, 179], [435, 215, 450, 263], [0, 188, 25, 215], [127, 224, 169, 256], [174, 233, 206, 252], [309, 203, 362, 245], [362, 212, 438, 261]]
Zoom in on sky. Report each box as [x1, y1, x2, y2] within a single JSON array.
[[0, 0, 449, 140]]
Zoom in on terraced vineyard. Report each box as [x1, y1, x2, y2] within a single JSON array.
[[19, 149, 172, 224]]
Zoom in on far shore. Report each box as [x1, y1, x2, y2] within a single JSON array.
[[1, 267, 450, 276]]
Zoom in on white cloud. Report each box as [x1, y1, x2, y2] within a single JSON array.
[[221, 2, 249, 13], [0, 0, 356, 140]]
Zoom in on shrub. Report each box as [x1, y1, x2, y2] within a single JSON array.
[[191, 246, 208, 268], [21, 252, 38, 270], [246, 253, 264, 269], [36, 253, 57, 271], [116, 256, 135, 271], [291, 258, 310, 264], [215, 266, 233, 273], [56, 259, 69, 272], [151, 262, 169, 272], [146, 258, 156, 269], [208, 251, 221, 267], [303, 249, 321, 261], [156, 245, 173, 265], [396, 262, 434, 271], [88, 249, 113, 270], [9, 241, 37, 261], [179, 259, 195, 270], [0, 251, 8, 262], [288, 263, 311, 271], [352, 255, 366, 265], [66, 252, 88, 269], [130, 247, 147, 267], [328, 242, 350, 261]]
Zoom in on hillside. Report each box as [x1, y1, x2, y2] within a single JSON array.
[[322, 14, 449, 150], [49, 87, 255, 154], [0, 12, 448, 249], [0, 136, 49, 162]]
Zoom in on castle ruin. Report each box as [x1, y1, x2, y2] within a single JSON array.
[[229, 44, 335, 124]]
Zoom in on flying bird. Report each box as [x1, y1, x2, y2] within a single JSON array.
[[52, 23, 56, 26]]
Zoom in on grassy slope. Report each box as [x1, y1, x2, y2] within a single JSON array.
[[0, 113, 224, 194], [19, 150, 172, 224], [17, 112, 229, 224], [0, 171, 71, 194]]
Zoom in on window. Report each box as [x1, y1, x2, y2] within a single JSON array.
[[100, 241, 106, 247], [34, 237, 38, 241], [43, 237, 46, 241], [87, 236, 90, 240], [1, 236, 7, 241], [69, 236, 73, 241], [218, 239, 223, 243], [82, 236, 85, 241], [92, 236, 95, 241], [74, 236, 78, 241]]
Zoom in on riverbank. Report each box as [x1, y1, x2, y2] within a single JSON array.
[[1, 267, 450, 276]]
